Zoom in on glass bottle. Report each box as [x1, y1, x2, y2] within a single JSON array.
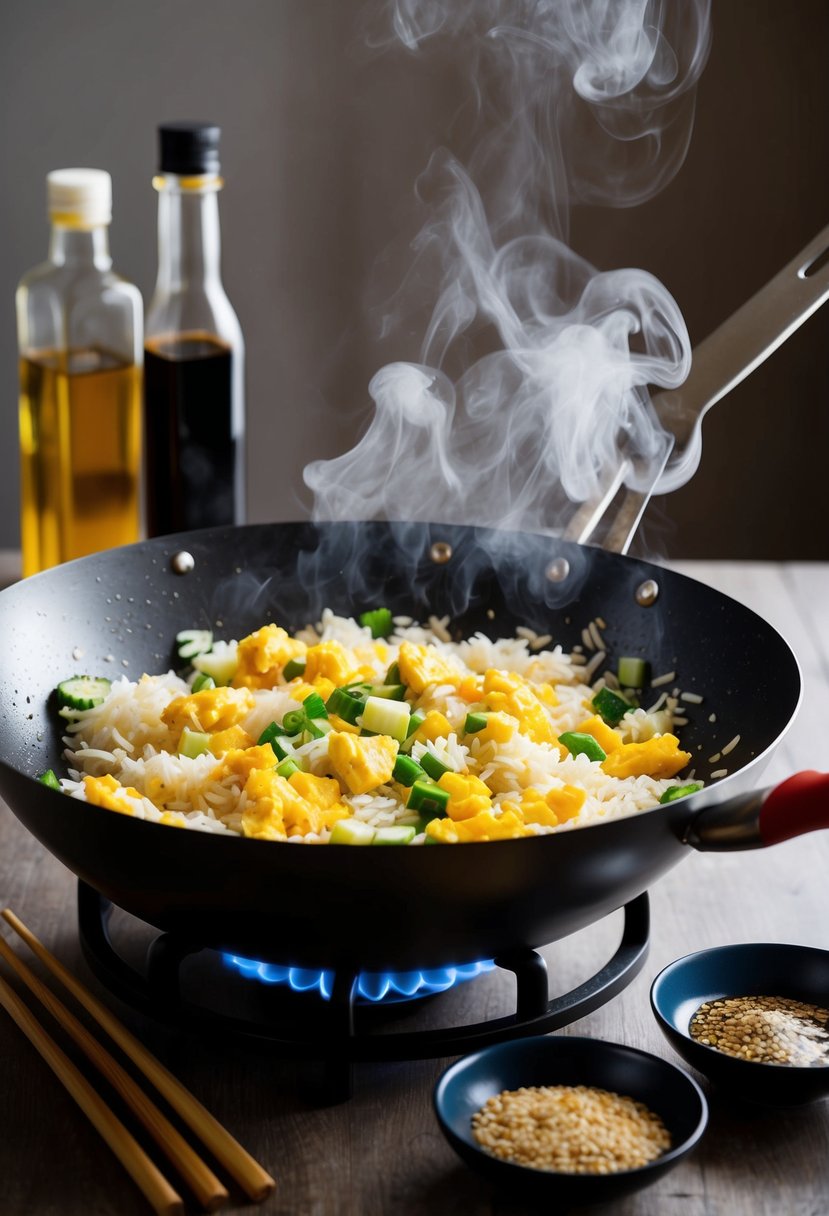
[[16, 169, 143, 577], [144, 122, 245, 536]]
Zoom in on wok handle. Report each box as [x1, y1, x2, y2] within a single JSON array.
[[685, 771, 829, 851]]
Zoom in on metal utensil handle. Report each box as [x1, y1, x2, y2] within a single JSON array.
[[570, 222, 829, 552], [654, 220, 829, 494]]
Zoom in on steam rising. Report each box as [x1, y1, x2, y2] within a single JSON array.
[[305, 0, 712, 536]]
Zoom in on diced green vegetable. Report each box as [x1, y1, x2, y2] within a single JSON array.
[[369, 684, 407, 701], [256, 721, 296, 761], [406, 711, 425, 737], [464, 712, 488, 733], [329, 819, 376, 845], [276, 757, 301, 780], [56, 676, 112, 712], [359, 607, 393, 638], [192, 644, 237, 686], [406, 780, 450, 816], [372, 825, 416, 845], [191, 673, 216, 693], [360, 696, 411, 743], [420, 751, 454, 782], [385, 661, 401, 685], [326, 686, 366, 724], [282, 710, 306, 736], [618, 656, 649, 688], [302, 691, 329, 720], [283, 657, 306, 681], [659, 782, 703, 804], [38, 769, 61, 791], [176, 629, 213, 660], [392, 754, 426, 787], [179, 728, 211, 759], [591, 687, 633, 728], [558, 731, 607, 762]]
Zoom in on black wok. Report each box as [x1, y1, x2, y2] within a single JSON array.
[[0, 520, 824, 972]]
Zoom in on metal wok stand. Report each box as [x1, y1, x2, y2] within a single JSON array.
[[77, 881, 650, 1102]]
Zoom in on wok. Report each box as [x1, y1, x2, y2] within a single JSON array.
[[0, 518, 826, 972]]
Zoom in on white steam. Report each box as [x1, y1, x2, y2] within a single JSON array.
[[305, 0, 712, 535]]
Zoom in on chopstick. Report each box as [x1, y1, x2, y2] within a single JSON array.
[[0, 935, 228, 1211], [2, 908, 276, 1204], [0, 972, 185, 1216]]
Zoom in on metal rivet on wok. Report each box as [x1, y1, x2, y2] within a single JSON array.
[[170, 551, 195, 575], [545, 558, 570, 583], [430, 542, 453, 564], [635, 578, 659, 607]]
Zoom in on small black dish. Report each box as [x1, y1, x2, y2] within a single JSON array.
[[651, 943, 829, 1106], [433, 1035, 707, 1207]]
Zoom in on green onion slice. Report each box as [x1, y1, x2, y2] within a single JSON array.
[[283, 657, 306, 681], [659, 782, 703, 804], [558, 731, 607, 762], [359, 608, 393, 638]]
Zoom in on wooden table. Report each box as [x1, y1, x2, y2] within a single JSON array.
[[0, 560, 827, 1216]]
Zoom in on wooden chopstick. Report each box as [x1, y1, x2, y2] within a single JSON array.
[[0, 935, 228, 1212], [2, 908, 276, 1203], [0, 971, 185, 1216]]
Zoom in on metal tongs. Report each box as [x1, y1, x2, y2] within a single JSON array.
[[564, 223, 829, 554]]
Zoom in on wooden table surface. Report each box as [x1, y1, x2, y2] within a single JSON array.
[[0, 558, 827, 1216]]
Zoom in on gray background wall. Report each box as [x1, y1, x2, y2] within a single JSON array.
[[1, 0, 827, 559]]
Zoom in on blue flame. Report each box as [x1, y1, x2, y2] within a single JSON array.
[[222, 954, 494, 1003]]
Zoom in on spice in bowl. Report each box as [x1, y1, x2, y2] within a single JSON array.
[[471, 1084, 672, 1174], [689, 995, 829, 1066]]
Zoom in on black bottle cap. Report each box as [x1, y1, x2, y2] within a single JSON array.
[[158, 123, 221, 175]]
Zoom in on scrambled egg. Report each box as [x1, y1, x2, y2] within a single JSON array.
[[162, 686, 255, 735], [326, 731, 398, 795], [601, 734, 692, 780], [436, 771, 493, 821], [83, 773, 143, 816], [304, 641, 362, 687], [482, 669, 554, 744], [574, 714, 624, 754], [241, 769, 348, 840], [233, 625, 307, 689], [397, 642, 463, 695], [426, 808, 532, 842]]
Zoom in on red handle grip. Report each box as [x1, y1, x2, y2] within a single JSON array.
[[759, 770, 829, 846]]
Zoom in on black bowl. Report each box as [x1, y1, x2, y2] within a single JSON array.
[[651, 943, 829, 1105], [433, 1035, 707, 1207]]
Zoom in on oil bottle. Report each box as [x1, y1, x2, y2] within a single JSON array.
[[16, 169, 143, 576], [144, 123, 245, 536]]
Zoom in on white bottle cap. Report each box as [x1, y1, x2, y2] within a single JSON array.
[[47, 168, 112, 227]]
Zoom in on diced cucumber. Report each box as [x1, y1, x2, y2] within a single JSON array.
[[176, 629, 213, 660], [659, 782, 703, 804], [56, 676, 112, 712], [283, 657, 306, 681], [179, 728, 211, 759], [369, 684, 407, 701], [618, 656, 649, 688], [359, 696, 411, 742], [558, 731, 607, 762], [464, 712, 488, 733], [372, 825, 416, 845], [591, 687, 633, 728], [359, 607, 393, 638], [192, 642, 238, 686], [38, 769, 61, 791], [191, 673, 216, 693], [392, 754, 426, 786], [329, 819, 376, 845], [406, 779, 449, 816], [420, 751, 454, 782]]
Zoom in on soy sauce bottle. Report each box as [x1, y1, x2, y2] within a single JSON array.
[[144, 123, 244, 535]]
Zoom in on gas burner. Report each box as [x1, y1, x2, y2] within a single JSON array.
[[223, 954, 496, 1004], [77, 881, 650, 1102]]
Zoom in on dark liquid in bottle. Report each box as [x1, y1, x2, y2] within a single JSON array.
[[143, 333, 238, 536]]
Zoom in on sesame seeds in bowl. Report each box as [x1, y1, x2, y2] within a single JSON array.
[[433, 1036, 708, 1206], [651, 943, 829, 1105]]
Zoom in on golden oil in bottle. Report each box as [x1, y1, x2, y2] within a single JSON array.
[[19, 348, 141, 577], [16, 169, 143, 576]]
